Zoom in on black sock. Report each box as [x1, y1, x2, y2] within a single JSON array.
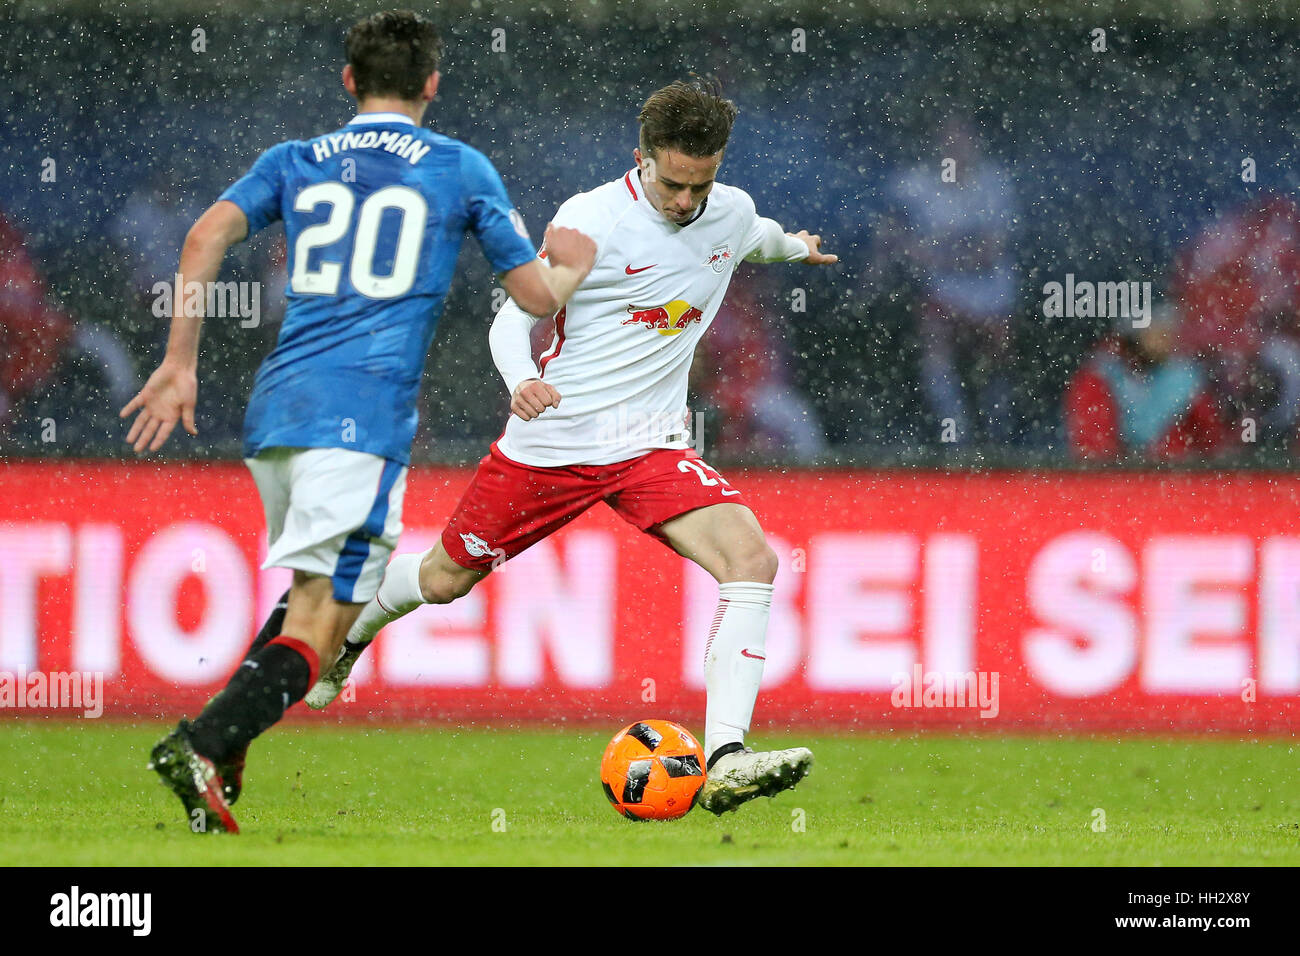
[[707, 741, 747, 770], [243, 589, 290, 661], [189, 638, 318, 763]]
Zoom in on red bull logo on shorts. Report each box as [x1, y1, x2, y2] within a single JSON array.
[[623, 299, 704, 336]]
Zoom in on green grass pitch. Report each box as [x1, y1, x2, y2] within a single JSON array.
[[1, 722, 1296, 866]]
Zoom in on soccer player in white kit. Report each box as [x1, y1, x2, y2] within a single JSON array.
[[311, 79, 839, 813]]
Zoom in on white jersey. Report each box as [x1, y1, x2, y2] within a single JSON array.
[[493, 169, 807, 467]]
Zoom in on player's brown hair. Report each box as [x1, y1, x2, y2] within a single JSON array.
[[346, 10, 443, 101], [638, 78, 738, 159]]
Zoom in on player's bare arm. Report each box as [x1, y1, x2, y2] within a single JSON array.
[[494, 223, 596, 420], [119, 200, 249, 453], [500, 223, 596, 317]]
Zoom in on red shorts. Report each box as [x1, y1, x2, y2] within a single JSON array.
[[441, 443, 748, 570]]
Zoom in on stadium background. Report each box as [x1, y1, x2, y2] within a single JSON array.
[[2, 1, 1299, 733]]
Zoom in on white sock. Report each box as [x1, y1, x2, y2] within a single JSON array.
[[344, 550, 428, 647], [703, 581, 774, 760]]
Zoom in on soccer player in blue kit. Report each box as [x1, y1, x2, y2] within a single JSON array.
[[120, 10, 595, 833]]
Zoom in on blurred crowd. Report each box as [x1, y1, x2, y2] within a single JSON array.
[[7, 153, 1300, 465], [0, 210, 137, 445], [870, 118, 1300, 462], [1064, 195, 1300, 460], [9, 132, 1300, 465], [6, 13, 1300, 465]]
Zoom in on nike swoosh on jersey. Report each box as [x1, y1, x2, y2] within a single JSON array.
[[740, 649, 766, 660], [624, 263, 656, 274]]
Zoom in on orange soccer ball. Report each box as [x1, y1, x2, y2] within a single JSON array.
[[600, 719, 706, 820]]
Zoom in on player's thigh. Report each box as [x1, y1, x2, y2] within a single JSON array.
[[440, 444, 604, 573], [244, 448, 294, 545], [656, 502, 778, 584], [268, 447, 406, 604], [606, 450, 776, 583]]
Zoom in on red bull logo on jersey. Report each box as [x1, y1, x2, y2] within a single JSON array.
[[623, 299, 704, 336]]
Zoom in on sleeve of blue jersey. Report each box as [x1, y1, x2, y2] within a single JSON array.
[[460, 146, 538, 274], [218, 142, 290, 236]]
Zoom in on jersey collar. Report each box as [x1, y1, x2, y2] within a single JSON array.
[[349, 112, 417, 126]]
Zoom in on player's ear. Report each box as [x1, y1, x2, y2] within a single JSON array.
[[342, 64, 356, 98], [635, 149, 658, 183], [423, 70, 440, 102]]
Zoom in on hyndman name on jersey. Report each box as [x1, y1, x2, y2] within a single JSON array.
[[310, 128, 432, 165]]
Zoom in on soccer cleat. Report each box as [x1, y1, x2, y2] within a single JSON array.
[[148, 721, 240, 834], [304, 641, 366, 710], [193, 692, 246, 803], [697, 746, 814, 815], [216, 747, 247, 805]]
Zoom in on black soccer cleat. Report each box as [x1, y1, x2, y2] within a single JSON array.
[[194, 692, 247, 804], [148, 720, 240, 834], [216, 746, 247, 805]]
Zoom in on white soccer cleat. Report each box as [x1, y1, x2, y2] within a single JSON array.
[[697, 746, 814, 815], [304, 642, 367, 710]]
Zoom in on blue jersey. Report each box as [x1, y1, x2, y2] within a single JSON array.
[[220, 113, 537, 465]]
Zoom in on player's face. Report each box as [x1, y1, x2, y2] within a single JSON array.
[[635, 147, 723, 224]]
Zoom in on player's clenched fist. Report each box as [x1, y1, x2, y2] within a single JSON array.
[[542, 224, 597, 275], [511, 378, 561, 421]]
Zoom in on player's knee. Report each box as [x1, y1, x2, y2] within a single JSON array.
[[727, 540, 779, 584]]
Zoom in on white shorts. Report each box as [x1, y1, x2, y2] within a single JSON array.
[[245, 447, 407, 603]]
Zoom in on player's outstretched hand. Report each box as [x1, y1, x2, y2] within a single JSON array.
[[791, 230, 839, 265], [542, 224, 597, 277], [511, 378, 561, 421], [119, 360, 198, 454]]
